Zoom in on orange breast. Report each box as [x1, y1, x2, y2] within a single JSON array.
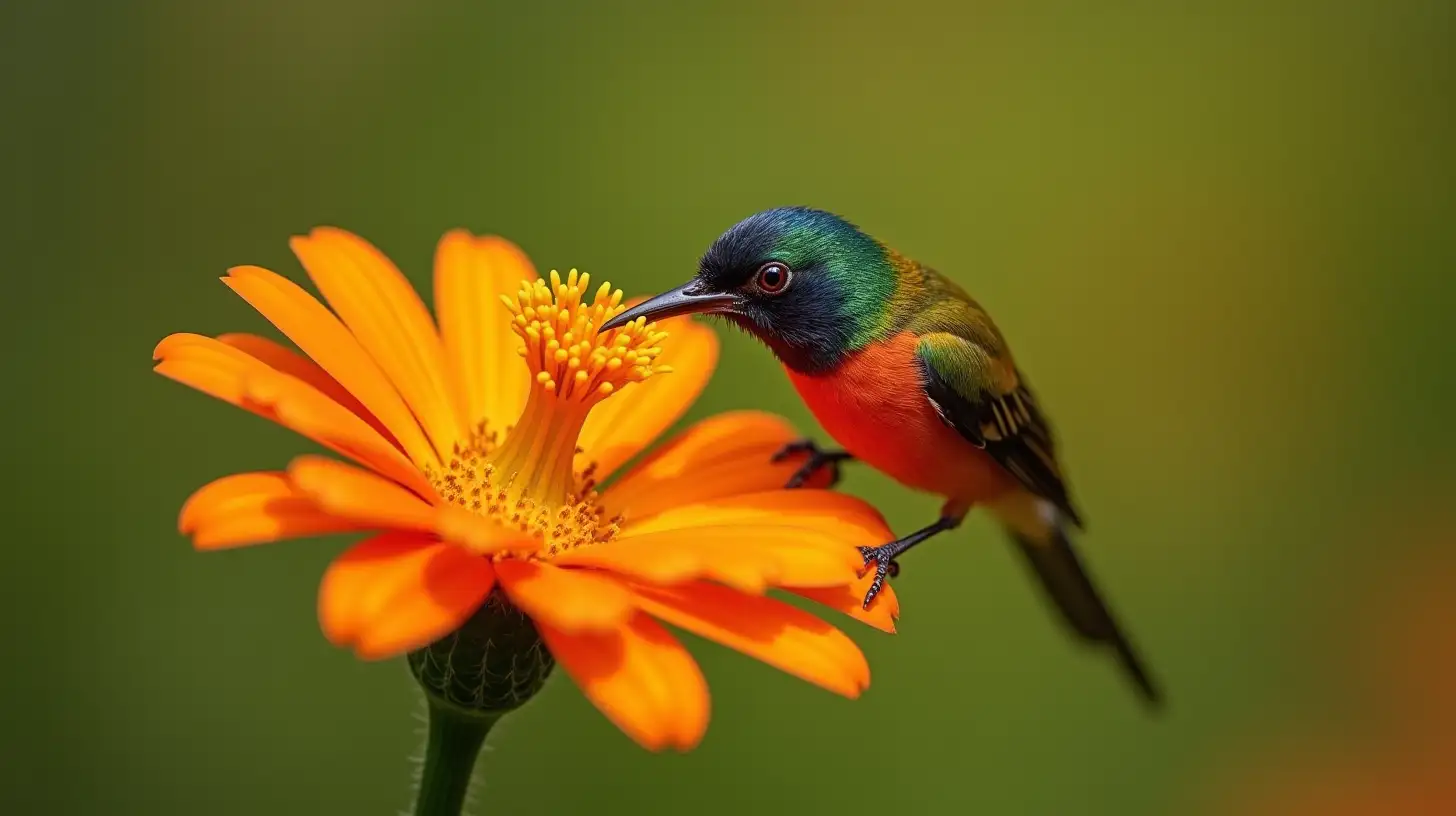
[[785, 332, 1016, 504]]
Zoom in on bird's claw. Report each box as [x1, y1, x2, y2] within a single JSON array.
[[773, 438, 854, 489], [857, 544, 901, 609], [770, 438, 815, 463]]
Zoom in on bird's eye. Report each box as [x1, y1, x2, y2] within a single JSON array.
[[754, 262, 792, 295]]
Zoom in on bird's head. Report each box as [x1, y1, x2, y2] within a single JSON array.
[[602, 207, 896, 373]]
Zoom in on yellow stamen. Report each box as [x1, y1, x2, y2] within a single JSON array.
[[427, 270, 666, 557], [427, 421, 621, 556], [501, 269, 669, 402]]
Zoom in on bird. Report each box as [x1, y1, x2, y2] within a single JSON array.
[[601, 206, 1162, 707]]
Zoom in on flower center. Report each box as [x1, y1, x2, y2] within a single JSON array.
[[430, 420, 620, 556], [426, 269, 670, 557]]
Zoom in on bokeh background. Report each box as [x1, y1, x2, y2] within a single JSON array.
[[5, 1, 1454, 814]]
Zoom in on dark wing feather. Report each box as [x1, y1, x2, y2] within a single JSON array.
[[917, 332, 1160, 706], [916, 333, 1084, 528]]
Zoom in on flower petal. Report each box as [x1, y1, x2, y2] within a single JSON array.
[[434, 505, 540, 557], [788, 574, 901, 634], [194, 508, 358, 551], [286, 455, 438, 531], [216, 332, 396, 444], [354, 547, 496, 660], [575, 313, 719, 479], [291, 228, 465, 461], [179, 471, 292, 533], [538, 611, 709, 751], [222, 264, 439, 469], [621, 488, 893, 546], [604, 411, 829, 519], [555, 526, 861, 593], [319, 531, 433, 645], [434, 230, 534, 431], [631, 581, 870, 698], [179, 471, 363, 550], [318, 532, 495, 659], [493, 560, 634, 633], [283, 456, 529, 557], [154, 333, 433, 497]]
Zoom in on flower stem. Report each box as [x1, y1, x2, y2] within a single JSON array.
[[414, 702, 499, 816]]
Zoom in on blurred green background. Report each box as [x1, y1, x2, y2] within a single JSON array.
[[5, 1, 1454, 814]]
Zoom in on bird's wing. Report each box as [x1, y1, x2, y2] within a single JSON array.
[[915, 331, 1084, 528]]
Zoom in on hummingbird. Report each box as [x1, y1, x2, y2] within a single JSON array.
[[602, 206, 1161, 706]]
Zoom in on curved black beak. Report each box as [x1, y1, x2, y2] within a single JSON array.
[[599, 281, 736, 331]]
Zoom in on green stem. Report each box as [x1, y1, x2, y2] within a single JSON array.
[[414, 702, 499, 816]]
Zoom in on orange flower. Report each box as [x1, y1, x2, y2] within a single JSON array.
[[155, 227, 899, 750]]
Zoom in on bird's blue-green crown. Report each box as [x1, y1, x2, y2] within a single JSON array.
[[698, 207, 898, 366]]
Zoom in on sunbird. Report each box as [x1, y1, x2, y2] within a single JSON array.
[[602, 206, 1161, 706]]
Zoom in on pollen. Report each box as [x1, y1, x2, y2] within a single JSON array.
[[428, 420, 623, 557], [432, 270, 670, 549], [501, 270, 672, 405]]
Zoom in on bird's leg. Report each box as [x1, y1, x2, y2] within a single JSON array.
[[858, 509, 967, 609], [772, 438, 855, 489]]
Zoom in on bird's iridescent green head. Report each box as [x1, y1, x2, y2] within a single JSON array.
[[603, 207, 896, 373]]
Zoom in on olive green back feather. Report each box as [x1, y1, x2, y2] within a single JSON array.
[[915, 329, 1083, 527]]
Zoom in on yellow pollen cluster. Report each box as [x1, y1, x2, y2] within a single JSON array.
[[429, 421, 623, 556], [501, 269, 671, 404]]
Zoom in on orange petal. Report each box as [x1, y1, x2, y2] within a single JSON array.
[[179, 471, 291, 533], [216, 332, 396, 444], [318, 532, 495, 659], [575, 313, 718, 479], [179, 471, 363, 550], [605, 411, 829, 519], [555, 525, 860, 593], [434, 505, 539, 557], [154, 334, 434, 497], [494, 560, 633, 633], [620, 488, 893, 547], [284, 457, 527, 555], [354, 546, 496, 660], [193, 508, 360, 550], [788, 575, 901, 634], [244, 372, 436, 498], [632, 581, 870, 698], [222, 265, 439, 469], [318, 531, 431, 645], [291, 228, 465, 461], [434, 230, 534, 431], [538, 611, 709, 750], [286, 455, 438, 531]]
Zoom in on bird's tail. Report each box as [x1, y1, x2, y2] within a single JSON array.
[[989, 491, 1163, 708]]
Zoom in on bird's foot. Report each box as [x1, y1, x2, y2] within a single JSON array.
[[854, 514, 964, 608], [772, 438, 854, 489], [856, 544, 903, 609]]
